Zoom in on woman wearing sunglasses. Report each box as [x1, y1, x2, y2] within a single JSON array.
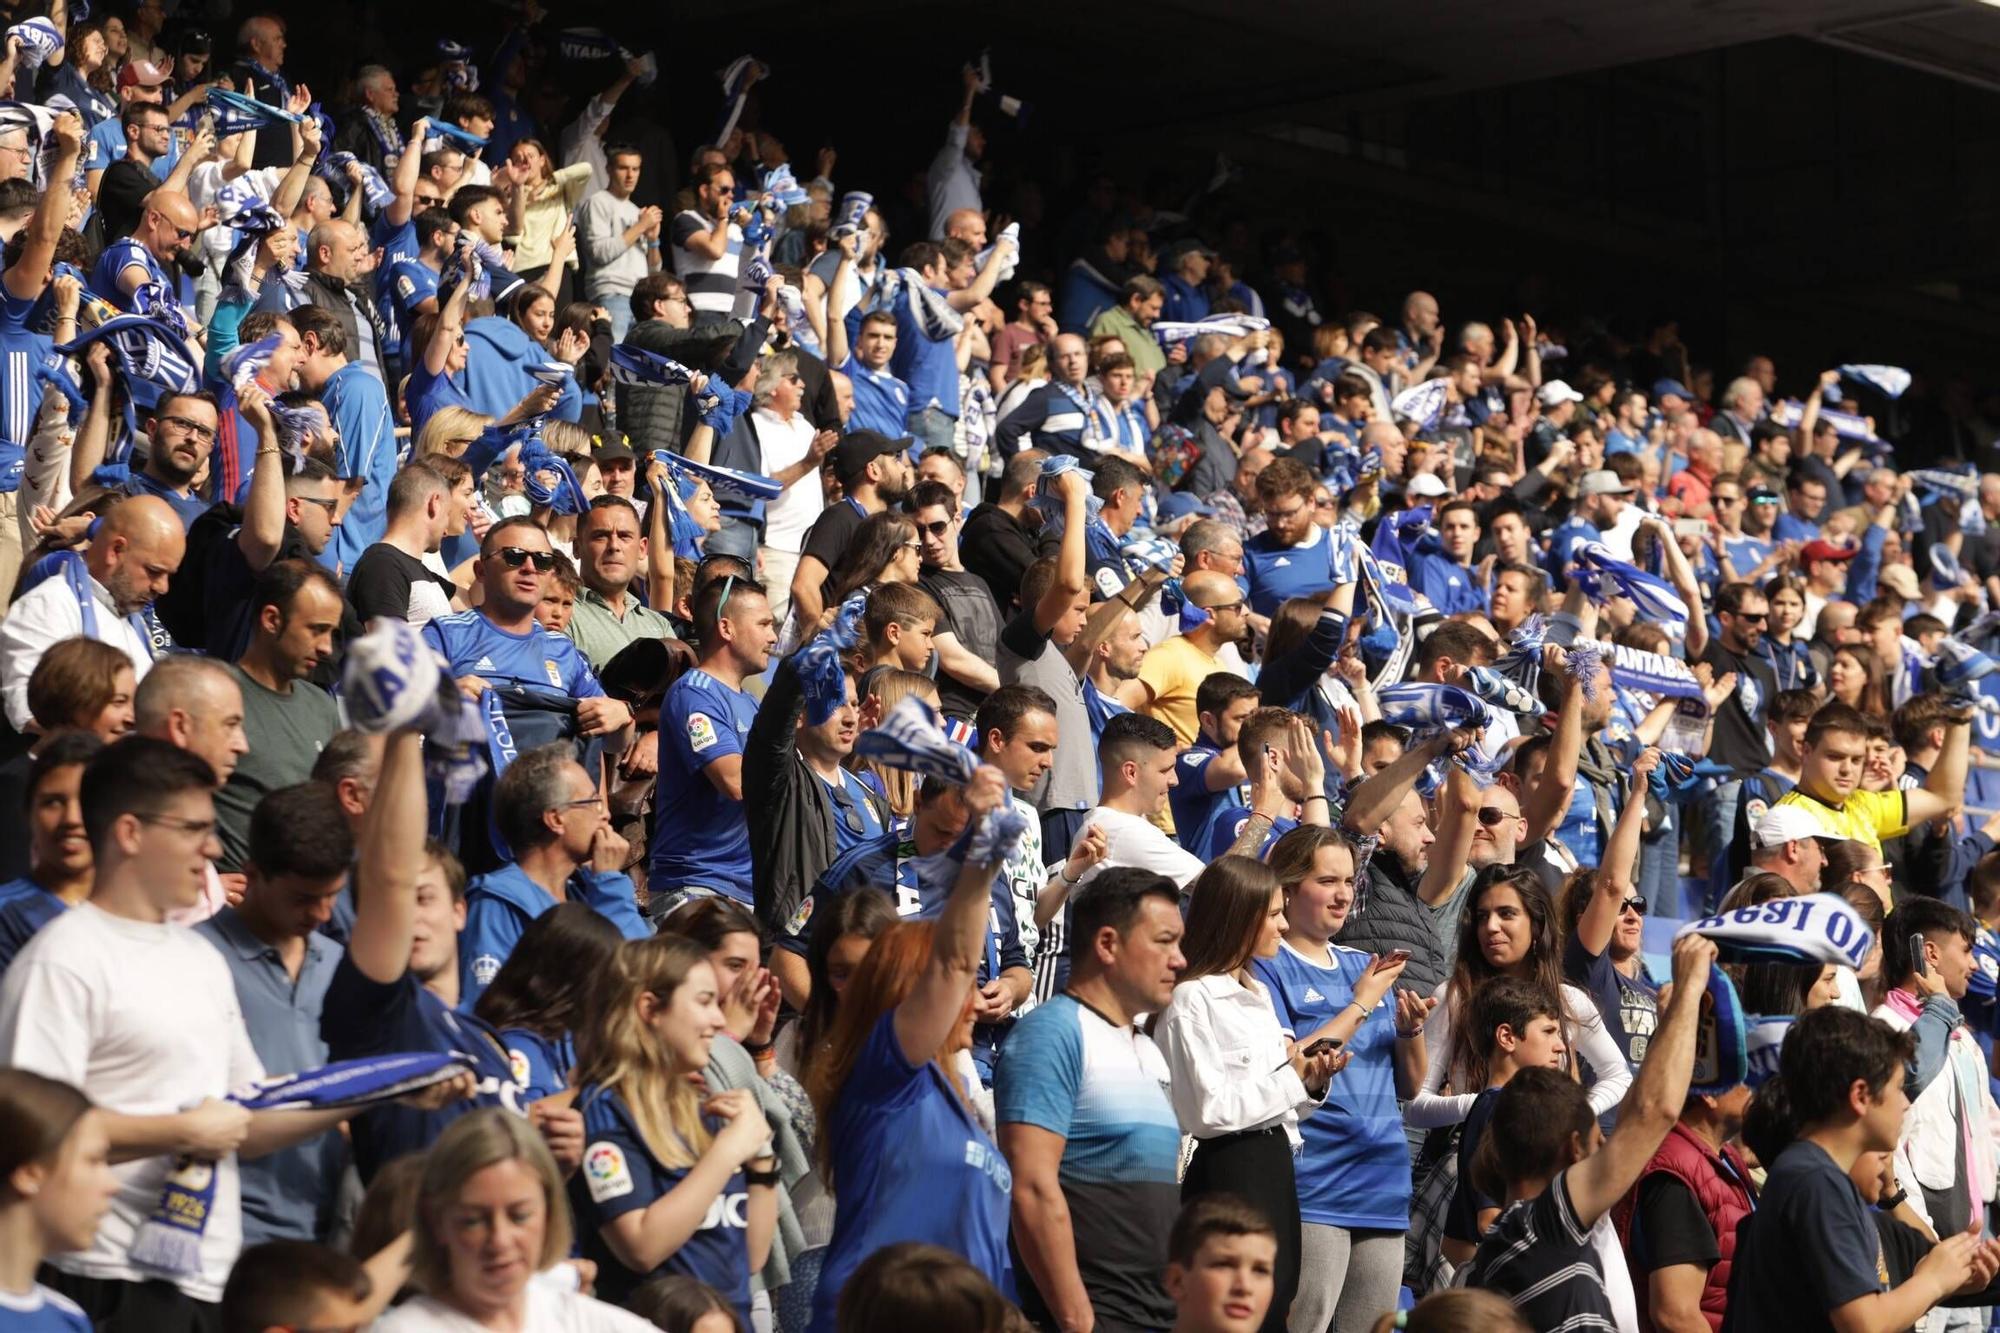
[[1558, 747, 1663, 1078]]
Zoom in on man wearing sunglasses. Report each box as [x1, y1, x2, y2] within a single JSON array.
[[421, 519, 633, 775], [1133, 572, 1248, 746], [670, 161, 743, 327], [1700, 583, 1780, 900], [94, 187, 201, 329]]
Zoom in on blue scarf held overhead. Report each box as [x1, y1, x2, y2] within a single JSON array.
[[339, 618, 490, 804], [131, 1052, 473, 1277], [649, 450, 780, 510], [855, 693, 979, 786], [796, 594, 867, 725], [1675, 892, 1874, 971]]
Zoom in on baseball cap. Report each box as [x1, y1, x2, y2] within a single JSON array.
[[1536, 379, 1584, 407], [1406, 473, 1449, 499], [1652, 378, 1693, 402], [594, 431, 635, 464], [117, 59, 169, 90], [1799, 539, 1857, 564], [1577, 469, 1635, 498], [1163, 237, 1216, 264], [1746, 486, 1780, 505], [1157, 493, 1216, 522], [1753, 804, 1825, 849], [1876, 564, 1921, 601], [833, 429, 910, 483]]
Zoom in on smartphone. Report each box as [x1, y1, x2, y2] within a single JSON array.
[[1910, 932, 1930, 978], [1302, 1037, 1343, 1058], [1381, 948, 1413, 966]]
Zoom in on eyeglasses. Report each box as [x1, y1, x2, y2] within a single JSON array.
[[157, 414, 216, 444], [496, 546, 556, 572], [917, 519, 952, 538], [1475, 806, 1515, 827], [1204, 600, 1245, 614], [136, 812, 216, 839], [553, 795, 603, 814], [1714, 495, 1742, 506], [663, 292, 690, 305], [899, 540, 921, 552], [296, 496, 339, 516], [1619, 897, 1648, 916], [0, 142, 32, 158]]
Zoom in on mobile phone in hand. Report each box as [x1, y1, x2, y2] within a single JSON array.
[[1910, 932, 1929, 978], [1302, 1037, 1343, 1058]]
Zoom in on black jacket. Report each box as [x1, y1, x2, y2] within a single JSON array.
[[1335, 853, 1447, 996]]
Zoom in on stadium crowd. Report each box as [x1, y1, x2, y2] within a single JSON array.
[[5, 8, 2000, 1333]]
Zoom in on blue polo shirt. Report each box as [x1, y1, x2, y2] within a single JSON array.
[[841, 355, 912, 438], [387, 258, 441, 323], [571, 1084, 753, 1317], [1169, 741, 1244, 852], [1253, 941, 1411, 1229], [808, 1011, 1013, 1333], [1244, 525, 1336, 616], [650, 668, 758, 902], [194, 907, 344, 1245], [1192, 808, 1296, 861]]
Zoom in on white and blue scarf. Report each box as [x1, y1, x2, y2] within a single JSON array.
[[1676, 892, 1875, 971], [856, 694, 979, 786]]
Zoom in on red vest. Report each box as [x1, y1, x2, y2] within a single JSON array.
[[1614, 1122, 1756, 1333]]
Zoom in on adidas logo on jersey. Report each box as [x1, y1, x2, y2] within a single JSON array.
[[1274, 556, 1292, 567], [1303, 986, 1326, 1003], [474, 656, 497, 671]]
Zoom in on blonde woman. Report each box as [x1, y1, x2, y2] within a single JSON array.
[[847, 669, 941, 826], [413, 406, 495, 462], [379, 1107, 653, 1331], [569, 935, 780, 1322]]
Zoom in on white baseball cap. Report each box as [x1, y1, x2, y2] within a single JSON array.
[[1537, 379, 1585, 407], [1406, 473, 1449, 499], [1753, 804, 1825, 850]]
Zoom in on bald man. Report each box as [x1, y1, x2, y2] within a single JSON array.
[[92, 187, 200, 327], [0, 495, 184, 729], [944, 207, 988, 250], [1133, 571, 1251, 744]]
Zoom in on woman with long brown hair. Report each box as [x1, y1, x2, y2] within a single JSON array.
[[1407, 864, 1630, 1131], [1156, 855, 1346, 1333], [567, 935, 779, 1320], [1828, 642, 1890, 719], [802, 766, 1015, 1332]]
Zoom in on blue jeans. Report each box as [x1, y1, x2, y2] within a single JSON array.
[[909, 405, 957, 455]]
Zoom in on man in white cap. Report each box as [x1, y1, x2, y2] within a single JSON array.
[[1747, 805, 1826, 897], [1530, 379, 1584, 463]]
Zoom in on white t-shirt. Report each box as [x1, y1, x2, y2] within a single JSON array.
[[1078, 806, 1206, 889], [753, 408, 823, 554], [0, 902, 265, 1302], [373, 1282, 657, 1332]]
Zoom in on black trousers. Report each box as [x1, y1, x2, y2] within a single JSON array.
[[1182, 1126, 1302, 1333], [40, 1268, 223, 1333]]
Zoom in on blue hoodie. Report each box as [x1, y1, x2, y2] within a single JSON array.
[[460, 316, 584, 425], [460, 861, 649, 1004]]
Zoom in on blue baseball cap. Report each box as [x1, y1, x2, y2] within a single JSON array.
[[1652, 378, 1693, 402], [1158, 493, 1216, 522]]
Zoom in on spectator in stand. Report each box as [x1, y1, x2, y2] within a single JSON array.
[[0, 733, 104, 969], [926, 66, 986, 238], [581, 146, 663, 341], [345, 463, 464, 627], [671, 162, 744, 329], [291, 306, 395, 573]]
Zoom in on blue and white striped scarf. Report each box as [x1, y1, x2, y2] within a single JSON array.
[[797, 594, 866, 725], [1676, 892, 1875, 971], [132, 1051, 473, 1277], [873, 268, 963, 341], [856, 694, 979, 785], [1839, 364, 1911, 399], [649, 449, 780, 508], [1150, 313, 1270, 344], [6, 18, 62, 78], [338, 618, 490, 803], [715, 54, 767, 143], [609, 345, 720, 411], [1391, 378, 1449, 431], [205, 87, 305, 139], [1574, 542, 1689, 636]]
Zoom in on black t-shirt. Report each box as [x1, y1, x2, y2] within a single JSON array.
[[1699, 638, 1779, 776], [801, 497, 868, 585], [96, 159, 156, 241], [920, 567, 1002, 719], [1466, 1170, 1617, 1329], [1634, 1174, 1720, 1272], [1722, 1140, 1888, 1333], [1564, 933, 1658, 1072], [347, 544, 458, 627], [1447, 1086, 1501, 1244]]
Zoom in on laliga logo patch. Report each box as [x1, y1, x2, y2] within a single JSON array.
[[584, 1142, 634, 1202], [508, 1048, 531, 1087], [687, 712, 719, 754], [786, 895, 815, 938]]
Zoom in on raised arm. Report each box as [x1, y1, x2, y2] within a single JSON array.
[[425, 265, 472, 378], [67, 343, 114, 495], [1909, 706, 1975, 827], [1033, 469, 1089, 635], [347, 728, 426, 984], [824, 236, 858, 367], [384, 117, 429, 228], [2, 110, 81, 303], [271, 114, 324, 220], [894, 767, 1011, 1064], [233, 385, 286, 570], [1343, 728, 1461, 838], [1576, 748, 1658, 959], [1416, 765, 1478, 906]]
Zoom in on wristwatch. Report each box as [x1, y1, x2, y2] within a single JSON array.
[[1878, 1187, 1909, 1210]]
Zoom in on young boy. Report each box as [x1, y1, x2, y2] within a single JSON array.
[[534, 551, 581, 634], [1442, 977, 1570, 1267], [1725, 1005, 2000, 1332], [859, 581, 941, 675], [1462, 935, 1715, 1329], [1163, 1196, 1279, 1333]]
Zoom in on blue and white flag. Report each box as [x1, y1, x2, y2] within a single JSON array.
[[1391, 378, 1450, 431], [856, 693, 979, 786], [648, 450, 780, 507], [1676, 892, 1874, 971], [6, 18, 62, 77], [425, 119, 488, 153], [206, 87, 304, 138], [57, 314, 200, 410], [1574, 542, 1689, 635], [1839, 364, 1911, 399]]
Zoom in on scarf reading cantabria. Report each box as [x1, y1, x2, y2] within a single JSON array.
[[131, 1052, 472, 1277]]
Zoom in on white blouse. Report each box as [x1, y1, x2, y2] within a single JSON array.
[[1154, 971, 1322, 1150], [372, 1281, 655, 1332], [1405, 980, 1633, 1129]]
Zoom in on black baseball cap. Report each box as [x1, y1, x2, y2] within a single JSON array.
[[833, 430, 910, 483]]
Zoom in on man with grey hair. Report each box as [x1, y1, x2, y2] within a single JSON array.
[[460, 742, 648, 1003], [334, 65, 405, 171], [750, 349, 839, 627], [0, 124, 30, 186], [1399, 289, 1442, 381], [1715, 375, 1766, 446]]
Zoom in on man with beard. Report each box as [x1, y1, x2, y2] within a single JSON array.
[[0, 496, 183, 730], [213, 562, 344, 873], [102, 390, 221, 529], [1335, 727, 1482, 996], [1700, 583, 1780, 900], [789, 431, 912, 628]]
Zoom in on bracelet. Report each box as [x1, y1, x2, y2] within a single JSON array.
[[742, 1039, 773, 1055], [1305, 794, 1330, 805], [1057, 864, 1078, 887], [745, 1167, 782, 1188]]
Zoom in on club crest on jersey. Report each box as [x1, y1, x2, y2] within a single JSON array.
[[472, 954, 501, 986], [544, 659, 564, 688], [583, 1142, 634, 1202]]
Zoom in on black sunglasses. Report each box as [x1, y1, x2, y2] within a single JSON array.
[[496, 546, 556, 572], [917, 519, 951, 538], [1620, 896, 1648, 916], [1475, 806, 1515, 827]]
